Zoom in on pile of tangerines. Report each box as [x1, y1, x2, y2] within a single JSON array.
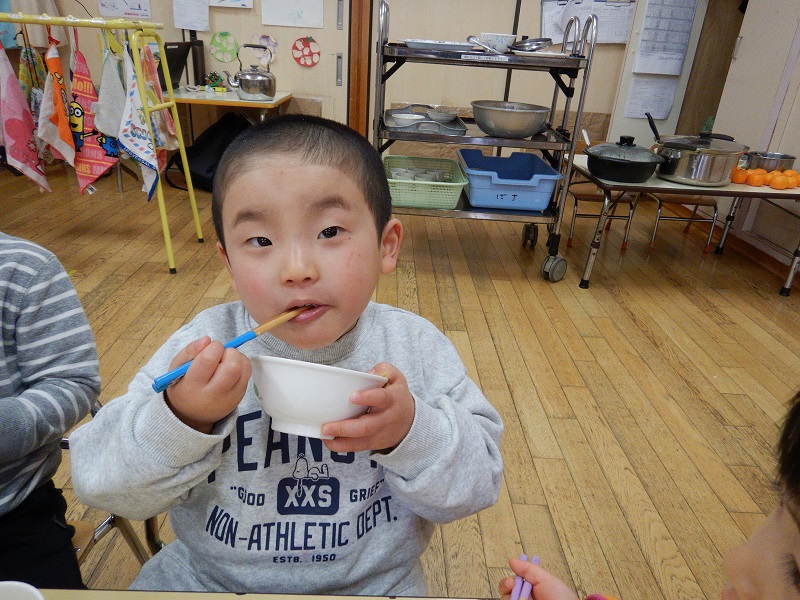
[[731, 167, 799, 189]]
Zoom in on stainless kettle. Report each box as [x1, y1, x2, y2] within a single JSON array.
[[224, 44, 276, 101]]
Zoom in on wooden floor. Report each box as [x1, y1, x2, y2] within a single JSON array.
[[3, 166, 800, 599]]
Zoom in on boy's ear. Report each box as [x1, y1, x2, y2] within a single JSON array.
[[380, 218, 403, 274], [216, 242, 237, 291]]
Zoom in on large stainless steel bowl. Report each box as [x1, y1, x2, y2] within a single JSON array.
[[471, 100, 550, 138]]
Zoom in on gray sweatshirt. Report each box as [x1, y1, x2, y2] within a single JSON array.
[[0, 232, 100, 515], [70, 301, 503, 595]]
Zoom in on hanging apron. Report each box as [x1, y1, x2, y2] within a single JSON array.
[[92, 45, 126, 138], [69, 28, 119, 193], [0, 40, 50, 191], [117, 44, 158, 200], [37, 30, 75, 165]]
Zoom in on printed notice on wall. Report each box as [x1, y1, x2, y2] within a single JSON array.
[[173, 0, 210, 31], [633, 0, 697, 75], [541, 0, 636, 44], [624, 73, 679, 119], [98, 0, 151, 19]]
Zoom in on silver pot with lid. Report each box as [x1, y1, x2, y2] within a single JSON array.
[[584, 135, 663, 182], [653, 132, 749, 187]]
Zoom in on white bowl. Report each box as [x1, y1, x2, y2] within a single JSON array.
[[391, 113, 425, 125], [480, 32, 516, 54], [0, 582, 45, 600], [427, 107, 458, 123], [250, 355, 387, 439]]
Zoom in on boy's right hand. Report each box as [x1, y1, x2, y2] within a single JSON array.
[[498, 558, 579, 600], [162, 337, 252, 434]]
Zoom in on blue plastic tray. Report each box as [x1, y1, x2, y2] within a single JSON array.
[[457, 149, 562, 211]]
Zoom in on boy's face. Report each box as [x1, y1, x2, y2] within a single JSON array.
[[722, 495, 800, 599], [217, 155, 402, 350]]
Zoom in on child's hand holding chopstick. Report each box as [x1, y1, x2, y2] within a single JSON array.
[[499, 554, 579, 600]]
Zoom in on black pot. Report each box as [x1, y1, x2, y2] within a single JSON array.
[[584, 136, 663, 183]]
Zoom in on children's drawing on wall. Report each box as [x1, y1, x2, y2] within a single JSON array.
[[262, 0, 323, 28], [210, 0, 253, 7], [98, 0, 152, 20]]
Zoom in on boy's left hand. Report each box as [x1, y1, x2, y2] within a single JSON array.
[[321, 362, 414, 453]]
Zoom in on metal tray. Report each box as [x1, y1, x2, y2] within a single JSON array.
[[384, 105, 467, 136], [400, 39, 476, 51]]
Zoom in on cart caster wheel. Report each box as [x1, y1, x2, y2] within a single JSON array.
[[522, 223, 538, 248], [540, 255, 567, 282]]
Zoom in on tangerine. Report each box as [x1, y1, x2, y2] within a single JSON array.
[[770, 174, 789, 190], [730, 168, 748, 184], [746, 171, 766, 187], [752, 168, 768, 175], [784, 169, 799, 179], [785, 175, 799, 188]]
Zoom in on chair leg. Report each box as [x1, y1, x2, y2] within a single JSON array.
[[621, 193, 639, 251], [145, 516, 165, 556], [113, 516, 150, 566], [650, 196, 663, 249], [704, 204, 719, 253], [567, 195, 578, 247], [684, 205, 699, 233], [605, 201, 617, 231]]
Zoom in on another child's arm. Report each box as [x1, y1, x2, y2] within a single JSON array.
[[499, 558, 579, 600], [1, 251, 99, 463]]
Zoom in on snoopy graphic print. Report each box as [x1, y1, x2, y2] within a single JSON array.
[[201, 411, 398, 564]]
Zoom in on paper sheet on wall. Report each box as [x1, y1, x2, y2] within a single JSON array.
[[633, 0, 697, 75], [542, 0, 636, 44], [624, 73, 679, 119], [262, 0, 323, 28], [98, 0, 151, 19], [173, 0, 210, 31]]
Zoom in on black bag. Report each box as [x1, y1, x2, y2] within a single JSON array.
[[166, 112, 252, 192]]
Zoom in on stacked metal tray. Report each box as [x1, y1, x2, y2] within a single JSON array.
[[384, 104, 467, 136]]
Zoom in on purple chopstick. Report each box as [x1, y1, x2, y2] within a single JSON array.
[[510, 554, 540, 600], [518, 555, 540, 600], [510, 554, 527, 600]]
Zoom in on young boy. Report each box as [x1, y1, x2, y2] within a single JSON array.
[[0, 232, 101, 588], [70, 115, 504, 594], [498, 390, 800, 600]]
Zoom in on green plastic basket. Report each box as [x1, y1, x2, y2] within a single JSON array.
[[384, 156, 468, 210]]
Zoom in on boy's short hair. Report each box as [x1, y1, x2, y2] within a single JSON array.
[[779, 390, 800, 503], [212, 114, 392, 249]]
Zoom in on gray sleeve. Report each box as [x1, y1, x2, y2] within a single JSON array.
[[372, 329, 504, 523], [0, 254, 99, 463], [69, 327, 237, 520]]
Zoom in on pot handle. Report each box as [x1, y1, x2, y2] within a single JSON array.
[[698, 131, 736, 142], [661, 141, 696, 151], [588, 154, 632, 165], [645, 112, 660, 142], [241, 44, 273, 65], [738, 152, 753, 170]]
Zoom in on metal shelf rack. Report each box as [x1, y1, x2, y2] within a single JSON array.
[[372, 0, 597, 281]]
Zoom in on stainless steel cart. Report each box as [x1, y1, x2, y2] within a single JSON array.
[[372, 0, 598, 281]]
